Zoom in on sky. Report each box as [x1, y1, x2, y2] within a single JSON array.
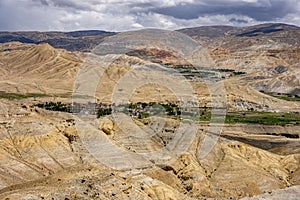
[[0, 0, 299, 32]]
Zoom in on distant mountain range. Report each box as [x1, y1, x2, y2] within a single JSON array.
[[177, 23, 300, 44], [0, 30, 115, 52], [0, 23, 299, 52]]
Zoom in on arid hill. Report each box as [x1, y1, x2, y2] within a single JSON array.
[[178, 23, 300, 95], [0, 42, 81, 94]]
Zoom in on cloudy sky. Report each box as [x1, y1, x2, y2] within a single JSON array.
[[0, 0, 299, 31]]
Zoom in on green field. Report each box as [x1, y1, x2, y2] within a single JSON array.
[[264, 92, 300, 102], [182, 109, 300, 126], [0, 91, 49, 99], [225, 111, 300, 126], [0, 91, 73, 99]]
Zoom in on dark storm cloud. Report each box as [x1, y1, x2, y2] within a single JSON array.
[[32, 0, 92, 11], [0, 0, 299, 31], [152, 0, 298, 21]]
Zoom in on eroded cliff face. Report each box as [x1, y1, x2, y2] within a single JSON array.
[[0, 99, 299, 199], [0, 42, 82, 94], [195, 24, 300, 95]]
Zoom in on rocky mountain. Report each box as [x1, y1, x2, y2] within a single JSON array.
[[178, 23, 300, 95], [0, 30, 115, 52], [0, 42, 81, 94], [177, 23, 300, 45]]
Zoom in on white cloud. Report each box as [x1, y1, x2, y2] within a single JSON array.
[[0, 0, 299, 31]]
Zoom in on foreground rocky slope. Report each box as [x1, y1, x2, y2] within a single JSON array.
[[0, 99, 299, 199]]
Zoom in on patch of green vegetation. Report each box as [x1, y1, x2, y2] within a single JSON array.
[[0, 91, 49, 99], [275, 96, 300, 101], [138, 112, 150, 119], [164, 65, 246, 77], [97, 108, 112, 118], [231, 71, 246, 76], [54, 92, 73, 98], [217, 69, 235, 72], [35, 102, 71, 112], [264, 92, 300, 102], [225, 111, 300, 126], [199, 110, 211, 121]]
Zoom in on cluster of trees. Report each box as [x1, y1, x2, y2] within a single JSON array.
[[97, 108, 112, 118], [35, 102, 70, 112], [130, 102, 181, 118], [34, 101, 190, 120], [161, 103, 181, 116], [232, 71, 246, 76]]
